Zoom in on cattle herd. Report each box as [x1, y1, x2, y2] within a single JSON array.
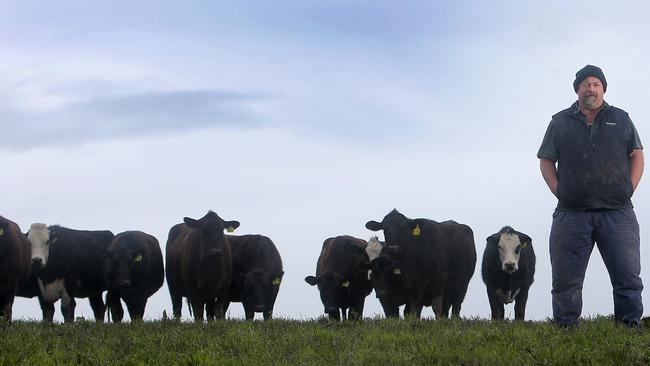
[[0, 209, 536, 323]]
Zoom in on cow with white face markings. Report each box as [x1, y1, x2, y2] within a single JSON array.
[[26, 223, 114, 323], [481, 226, 536, 320]]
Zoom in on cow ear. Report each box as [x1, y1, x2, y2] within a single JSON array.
[[357, 261, 371, 272], [304, 276, 319, 286], [365, 221, 382, 231], [184, 217, 198, 227], [486, 233, 500, 245], [224, 220, 240, 233], [518, 233, 532, 248], [49, 231, 59, 244]]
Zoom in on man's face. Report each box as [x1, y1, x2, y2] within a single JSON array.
[[577, 76, 605, 111]]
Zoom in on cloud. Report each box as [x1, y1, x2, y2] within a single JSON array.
[[0, 89, 271, 151]]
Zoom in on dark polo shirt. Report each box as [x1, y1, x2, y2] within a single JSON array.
[[538, 101, 643, 211]]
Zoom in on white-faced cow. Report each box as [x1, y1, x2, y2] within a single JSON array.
[[0, 215, 31, 321], [482, 226, 535, 320], [305, 235, 372, 321], [366, 237, 409, 318], [26, 223, 115, 322], [366, 209, 476, 319], [225, 234, 284, 320], [104, 231, 164, 322], [166, 211, 239, 322]]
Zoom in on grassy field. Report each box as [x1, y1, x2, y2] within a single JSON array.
[[1, 317, 649, 365]]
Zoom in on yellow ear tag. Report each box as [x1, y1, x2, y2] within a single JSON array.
[[272, 278, 281, 285], [342, 281, 350, 288], [393, 268, 402, 275], [0, 228, 4, 236], [226, 226, 235, 233], [134, 254, 143, 262], [412, 224, 421, 236], [521, 241, 528, 249]]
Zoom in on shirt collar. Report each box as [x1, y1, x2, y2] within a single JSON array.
[[571, 100, 610, 115]]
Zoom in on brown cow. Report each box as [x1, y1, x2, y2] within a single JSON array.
[[0, 215, 31, 321], [166, 211, 239, 322]]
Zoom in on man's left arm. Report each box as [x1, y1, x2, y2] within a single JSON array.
[[630, 149, 644, 191]]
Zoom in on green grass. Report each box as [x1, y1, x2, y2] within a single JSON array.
[[1, 317, 649, 365]]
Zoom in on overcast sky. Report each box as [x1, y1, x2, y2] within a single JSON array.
[[3, 1, 650, 321]]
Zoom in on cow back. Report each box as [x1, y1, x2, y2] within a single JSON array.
[[42, 225, 114, 297]]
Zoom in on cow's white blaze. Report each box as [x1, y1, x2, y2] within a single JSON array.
[[366, 237, 382, 262], [38, 278, 69, 304], [27, 223, 50, 265], [498, 232, 521, 273]]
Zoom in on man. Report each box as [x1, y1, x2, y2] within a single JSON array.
[[538, 65, 644, 327]]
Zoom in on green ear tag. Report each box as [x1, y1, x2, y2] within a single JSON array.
[[226, 226, 235, 233], [342, 281, 350, 288], [134, 254, 143, 262], [412, 224, 421, 236], [393, 268, 402, 275], [0, 228, 4, 236], [272, 278, 281, 285]]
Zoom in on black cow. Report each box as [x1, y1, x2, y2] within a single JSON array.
[[225, 234, 284, 320], [305, 235, 372, 321], [26, 223, 115, 322], [482, 226, 535, 320], [0, 215, 31, 321], [367, 237, 409, 318], [166, 211, 239, 322], [366, 209, 476, 319], [105, 231, 164, 322]]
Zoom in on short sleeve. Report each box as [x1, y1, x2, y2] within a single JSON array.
[[537, 119, 559, 162], [627, 115, 643, 152]]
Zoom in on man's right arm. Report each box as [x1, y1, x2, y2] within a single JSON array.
[[540, 158, 559, 197]]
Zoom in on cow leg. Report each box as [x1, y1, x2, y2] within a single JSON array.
[[189, 296, 205, 322], [349, 301, 364, 321], [214, 298, 227, 320], [106, 291, 124, 323], [61, 297, 76, 323], [441, 299, 452, 319], [263, 309, 273, 321], [487, 287, 504, 320], [514, 288, 529, 321], [242, 302, 255, 320], [327, 309, 341, 321], [89, 293, 106, 322], [0, 294, 13, 321], [341, 308, 348, 321], [431, 296, 443, 319], [206, 299, 217, 321], [169, 289, 183, 320], [38, 296, 55, 323], [126, 299, 146, 322]]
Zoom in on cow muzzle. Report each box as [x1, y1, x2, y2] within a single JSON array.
[[502, 262, 518, 274], [32, 257, 45, 268]]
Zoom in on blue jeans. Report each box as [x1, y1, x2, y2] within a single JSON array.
[[550, 208, 643, 326]]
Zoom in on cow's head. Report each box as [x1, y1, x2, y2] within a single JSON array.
[[305, 271, 353, 315], [488, 226, 532, 274], [104, 238, 145, 289], [369, 245, 405, 316], [365, 209, 418, 246], [184, 211, 240, 257], [237, 269, 284, 313], [26, 223, 55, 268]]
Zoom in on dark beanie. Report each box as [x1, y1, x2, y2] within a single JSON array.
[[573, 65, 607, 92]]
